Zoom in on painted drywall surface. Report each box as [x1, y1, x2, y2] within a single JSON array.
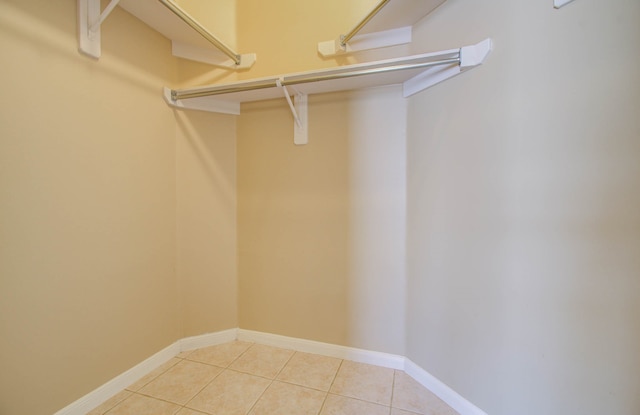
[[237, 95, 351, 347], [234, 0, 409, 355], [405, 1, 640, 414], [237, 87, 407, 355], [173, 0, 241, 86], [345, 86, 407, 354], [175, 0, 237, 49], [0, 1, 180, 414], [235, 0, 410, 79], [168, 0, 411, 85], [176, 110, 238, 337]]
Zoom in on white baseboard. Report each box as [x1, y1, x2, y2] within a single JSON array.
[[404, 359, 488, 415], [55, 328, 486, 415], [237, 329, 405, 370], [53, 341, 180, 415], [237, 329, 486, 415], [54, 329, 237, 415], [179, 328, 238, 352]]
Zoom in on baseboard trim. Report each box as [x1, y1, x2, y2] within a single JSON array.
[[53, 341, 180, 415], [237, 329, 405, 370], [54, 329, 237, 415], [56, 328, 486, 415], [179, 328, 238, 352], [404, 359, 488, 415]]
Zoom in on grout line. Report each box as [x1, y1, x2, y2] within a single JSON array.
[[124, 358, 181, 393], [390, 370, 397, 415], [223, 366, 281, 382], [271, 378, 334, 393], [91, 390, 133, 415], [273, 348, 296, 380], [317, 359, 344, 414], [241, 345, 297, 415], [181, 364, 226, 411], [325, 392, 394, 408], [117, 340, 430, 415], [179, 408, 209, 415], [244, 379, 273, 415], [228, 341, 256, 368], [177, 344, 256, 414], [327, 359, 344, 393], [126, 391, 190, 410]]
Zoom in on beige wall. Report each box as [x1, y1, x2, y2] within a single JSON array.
[[235, 0, 409, 354], [406, 1, 640, 414], [3, 1, 638, 414], [176, 110, 237, 336], [235, 0, 408, 79], [0, 1, 179, 414], [237, 86, 407, 354], [0, 0, 237, 414], [175, 0, 237, 49], [237, 95, 351, 346], [173, 0, 241, 86]]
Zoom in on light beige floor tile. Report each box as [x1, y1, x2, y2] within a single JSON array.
[[186, 341, 253, 367], [391, 409, 420, 415], [320, 394, 390, 415], [330, 360, 394, 405], [106, 393, 181, 415], [229, 343, 294, 379], [177, 408, 211, 415], [177, 350, 194, 358], [186, 369, 271, 415], [392, 371, 458, 415], [126, 358, 182, 392], [139, 360, 222, 405], [86, 390, 132, 415], [249, 381, 326, 415], [277, 352, 342, 391]]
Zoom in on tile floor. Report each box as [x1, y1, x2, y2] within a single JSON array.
[[87, 341, 459, 415]]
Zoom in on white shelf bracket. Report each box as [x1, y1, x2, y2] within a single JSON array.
[[459, 38, 492, 70], [554, 0, 576, 8], [293, 93, 308, 146], [277, 79, 308, 145], [403, 38, 492, 97], [78, 0, 121, 59], [318, 26, 412, 57]]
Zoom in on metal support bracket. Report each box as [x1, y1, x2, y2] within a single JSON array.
[[78, 0, 121, 59]]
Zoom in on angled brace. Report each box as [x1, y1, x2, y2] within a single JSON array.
[[78, 0, 121, 58], [277, 79, 308, 145]]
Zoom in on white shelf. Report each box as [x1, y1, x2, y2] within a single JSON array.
[[356, 0, 447, 35], [165, 38, 492, 147], [118, 0, 255, 67], [318, 0, 447, 57]]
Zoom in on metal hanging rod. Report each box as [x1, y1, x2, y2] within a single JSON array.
[[171, 54, 461, 101], [284, 57, 459, 86], [340, 0, 391, 47], [158, 0, 241, 65]]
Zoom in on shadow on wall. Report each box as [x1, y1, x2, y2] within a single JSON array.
[[0, 0, 177, 98], [236, 86, 407, 356], [174, 111, 239, 337]]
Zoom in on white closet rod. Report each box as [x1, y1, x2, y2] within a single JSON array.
[[171, 54, 460, 100], [158, 0, 241, 65], [341, 0, 390, 46]]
